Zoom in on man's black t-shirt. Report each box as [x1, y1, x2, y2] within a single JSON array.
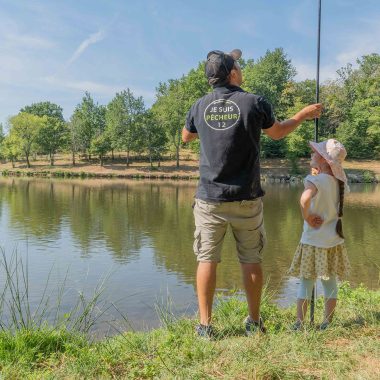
[[185, 84, 275, 201]]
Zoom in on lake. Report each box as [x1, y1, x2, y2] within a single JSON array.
[[0, 177, 378, 335]]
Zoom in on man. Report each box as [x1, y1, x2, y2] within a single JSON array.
[[182, 49, 322, 338]]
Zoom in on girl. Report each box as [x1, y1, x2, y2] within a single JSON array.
[[288, 139, 351, 330]]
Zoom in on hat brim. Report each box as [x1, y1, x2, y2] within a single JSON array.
[[309, 141, 348, 184]]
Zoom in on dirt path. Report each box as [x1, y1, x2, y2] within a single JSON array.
[[1, 154, 379, 178]]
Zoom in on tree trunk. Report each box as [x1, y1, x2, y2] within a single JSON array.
[[50, 153, 55, 166], [126, 150, 130, 167], [26, 152, 30, 168], [72, 151, 76, 166], [100, 155, 103, 167], [176, 126, 181, 168], [11, 159, 15, 168], [111, 149, 114, 161]]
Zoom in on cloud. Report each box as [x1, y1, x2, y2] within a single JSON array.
[[294, 16, 380, 82], [333, 17, 380, 70], [43, 76, 155, 102], [4, 32, 54, 49], [67, 30, 105, 66], [288, 0, 314, 37], [294, 60, 339, 82]]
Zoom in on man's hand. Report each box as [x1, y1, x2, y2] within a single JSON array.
[[264, 103, 323, 140], [182, 127, 198, 143], [305, 213, 323, 228], [297, 103, 323, 121]]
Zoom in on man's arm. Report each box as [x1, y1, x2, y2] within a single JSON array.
[[264, 103, 322, 140], [182, 127, 198, 143]]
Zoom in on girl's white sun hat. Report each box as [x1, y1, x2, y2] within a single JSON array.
[[309, 139, 348, 184]]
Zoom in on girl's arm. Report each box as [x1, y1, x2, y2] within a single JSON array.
[[300, 181, 323, 228]]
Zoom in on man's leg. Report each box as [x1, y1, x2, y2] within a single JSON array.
[[232, 199, 266, 323], [197, 261, 218, 325], [241, 263, 263, 321], [193, 199, 227, 327]]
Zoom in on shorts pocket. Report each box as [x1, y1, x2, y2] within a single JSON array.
[[258, 225, 267, 254], [193, 228, 201, 255]]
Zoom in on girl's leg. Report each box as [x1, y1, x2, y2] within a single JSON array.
[[296, 278, 315, 322], [321, 276, 338, 324]]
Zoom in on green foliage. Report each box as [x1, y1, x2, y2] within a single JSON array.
[[0, 134, 22, 166], [327, 54, 380, 158], [36, 118, 69, 165], [90, 133, 112, 166], [243, 49, 300, 158], [243, 48, 296, 117], [152, 62, 209, 167], [2, 51, 379, 163], [71, 92, 103, 158], [362, 170, 375, 183], [0, 123, 4, 145], [9, 112, 45, 167], [142, 111, 168, 167], [20, 101, 64, 122], [284, 83, 315, 157], [106, 89, 146, 165]]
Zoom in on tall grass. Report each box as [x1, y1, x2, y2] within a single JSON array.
[[0, 249, 110, 334], [0, 248, 379, 378]]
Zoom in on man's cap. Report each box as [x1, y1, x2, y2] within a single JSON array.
[[205, 49, 242, 86]]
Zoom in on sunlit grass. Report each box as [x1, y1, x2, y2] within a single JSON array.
[[0, 250, 379, 378]]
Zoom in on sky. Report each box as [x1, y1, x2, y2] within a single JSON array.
[[1, 0, 379, 127]]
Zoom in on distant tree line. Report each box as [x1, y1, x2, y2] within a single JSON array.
[[1, 49, 379, 168]]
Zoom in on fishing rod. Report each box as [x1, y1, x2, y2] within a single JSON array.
[[310, 0, 322, 325]]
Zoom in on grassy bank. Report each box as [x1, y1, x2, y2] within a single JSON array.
[[0, 283, 379, 379], [1, 153, 380, 182]]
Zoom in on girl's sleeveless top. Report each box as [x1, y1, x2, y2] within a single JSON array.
[[300, 173, 345, 248]]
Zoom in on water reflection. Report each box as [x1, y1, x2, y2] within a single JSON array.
[[0, 177, 378, 331]]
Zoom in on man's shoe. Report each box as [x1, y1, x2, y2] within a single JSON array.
[[318, 321, 330, 331], [291, 320, 304, 331], [244, 316, 266, 336], [195, 324, 215, 339]]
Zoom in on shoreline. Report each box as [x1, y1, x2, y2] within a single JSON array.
[[1, 168, 379, 183], [1, 156, 380, 183]]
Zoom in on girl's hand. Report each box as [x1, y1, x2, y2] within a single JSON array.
[[305, 214, 323, 228]]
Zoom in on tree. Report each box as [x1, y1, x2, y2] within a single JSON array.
[[243, 48, 297, 158], [21, 101, 64, 121], [152, 62, 209, 168], [68, 118, 81, 166], [325, 54, 380, 158], [105, 89, 145, 166], [243, 48, 296, 117], [0, 123, 4, 146], [1, 134, 22, 167], [9, 113, 45, 168], [90, 133, 111, 166], [36, 118, 69, 165], [142, 111, 168, 167], [152, 80, 185, 168], [284, 81, 315, 158], [71, 92, 99, 159]]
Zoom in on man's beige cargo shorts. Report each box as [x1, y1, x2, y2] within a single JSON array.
[[193, 198, 266, 263]]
